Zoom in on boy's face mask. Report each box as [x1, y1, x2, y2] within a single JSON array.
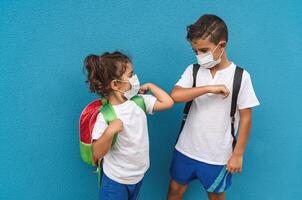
[[196, 42, 224, 69], [115, 74, 140, 100]]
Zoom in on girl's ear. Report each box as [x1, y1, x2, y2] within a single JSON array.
[[110, 80, 119, 91]]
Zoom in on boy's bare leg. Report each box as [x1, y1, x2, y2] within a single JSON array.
[[167, 179, 188, 200], [208, 192, 225, 200]]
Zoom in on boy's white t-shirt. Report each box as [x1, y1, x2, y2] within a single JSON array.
[[92, 94, 156, 184], [175, 62, 260, 165]]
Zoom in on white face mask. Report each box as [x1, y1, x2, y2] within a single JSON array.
[[116, 74, 140, 100], [196, 43, 224, 69]]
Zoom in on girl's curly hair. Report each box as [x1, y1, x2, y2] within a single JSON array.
[[84, 51, 131, 96]]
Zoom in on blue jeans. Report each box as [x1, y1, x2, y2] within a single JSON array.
[[99, 172, 143, 200]]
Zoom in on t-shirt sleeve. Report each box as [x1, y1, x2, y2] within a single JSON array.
[[91, 113, 108, 140], [237, 71, 260, 110], [140, 94, 157, 115], [175, 65, 193, 88]]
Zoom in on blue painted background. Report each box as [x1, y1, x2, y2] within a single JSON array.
[[1, 1, 301, 199]]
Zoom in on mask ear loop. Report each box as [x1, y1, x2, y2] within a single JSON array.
[[112, 79, 131, 94], [217, 48, 225, 60], [115, 79, 129, 83], [212, 42, 221, 54], [213, 42, 225, 61]]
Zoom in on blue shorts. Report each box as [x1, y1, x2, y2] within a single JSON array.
[[170, 149, 232, 193], [99, 172, 143, 200]]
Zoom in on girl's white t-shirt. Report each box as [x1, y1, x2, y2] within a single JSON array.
[[92, 94, 156, 184], [175, 62, 260, 165]]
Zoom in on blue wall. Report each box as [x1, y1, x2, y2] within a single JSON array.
[[1, 1, 301, 199]]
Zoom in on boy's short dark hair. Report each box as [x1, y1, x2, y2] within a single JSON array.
[[186, 14, 228, 44]]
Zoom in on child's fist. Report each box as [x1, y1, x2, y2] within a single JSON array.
[[108, 119, 124, 134], [209, 85, 230, 98], [227, 153, 243, 173], [139, 83, 151, 94]]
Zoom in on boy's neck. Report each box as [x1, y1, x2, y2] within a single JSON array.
[[212, 53, 232, 71], [108, 92, 127, 105]]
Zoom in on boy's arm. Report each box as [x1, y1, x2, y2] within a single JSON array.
[[92, 119, 123, 160], [227, 108, 252, 173], [170, 85, 230, 103], [139, 83, 174, 112]]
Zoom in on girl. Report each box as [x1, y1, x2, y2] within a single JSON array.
[[84, 51, 173, 200]]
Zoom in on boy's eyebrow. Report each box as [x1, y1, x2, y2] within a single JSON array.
[[192, 47, 209, 51]]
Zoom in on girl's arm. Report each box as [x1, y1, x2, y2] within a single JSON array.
[[92, 119, 123, 160], [140, 83, 174, 112], [170, 85, 230, 103]]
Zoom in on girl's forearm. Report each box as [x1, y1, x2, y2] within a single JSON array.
[[92, 128, 116, 160]]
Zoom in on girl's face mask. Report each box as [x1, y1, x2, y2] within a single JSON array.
[[115, 74, 140, 100], [196, 42, 224, 69]]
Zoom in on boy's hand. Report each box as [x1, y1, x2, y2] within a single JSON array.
[[108, 119, 123, 134], [208, 85, 230, 98], [139, 83, 151, 94], [227, 153, 243, 173]]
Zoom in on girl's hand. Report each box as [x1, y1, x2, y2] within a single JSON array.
[[227, 153, 243, 173], [108, 119, 123, 134], [208, 85, 230, 98], [139, 83, 151, 94]]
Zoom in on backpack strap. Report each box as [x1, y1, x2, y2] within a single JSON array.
[[183, 64, 200, 115], [101, 97, 108, 105], [176, 64, 200, 143], [100, 97, 118, 146], [230, 66, 244, 150], [131, 95, 147, 113]]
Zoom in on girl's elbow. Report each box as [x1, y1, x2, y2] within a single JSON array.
[[162, 98, 174, 110], [167, 98, 174, 109]]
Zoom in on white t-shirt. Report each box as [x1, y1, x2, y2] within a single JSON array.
[[175, 62, 260, 165], [92, 94, 157, 184]]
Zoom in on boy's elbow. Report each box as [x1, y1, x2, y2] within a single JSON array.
[[170, 91, 182, 103], [170, 86, 186, 103]]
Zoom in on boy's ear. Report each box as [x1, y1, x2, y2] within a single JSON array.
[[220, 41, 227, 49]]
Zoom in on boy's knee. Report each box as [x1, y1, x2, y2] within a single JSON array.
[[207, 192, 225, 200], [167, 181, 187, 198]]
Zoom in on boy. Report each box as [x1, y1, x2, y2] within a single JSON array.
[[167, 14, 259, 200]]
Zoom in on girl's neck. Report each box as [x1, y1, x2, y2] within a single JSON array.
[[108, 92, 127, 105]]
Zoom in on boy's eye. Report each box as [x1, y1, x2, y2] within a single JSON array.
[[199, 49, 208, 53], [192, 49, 197, 54], [192, 48, 208, 54]]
